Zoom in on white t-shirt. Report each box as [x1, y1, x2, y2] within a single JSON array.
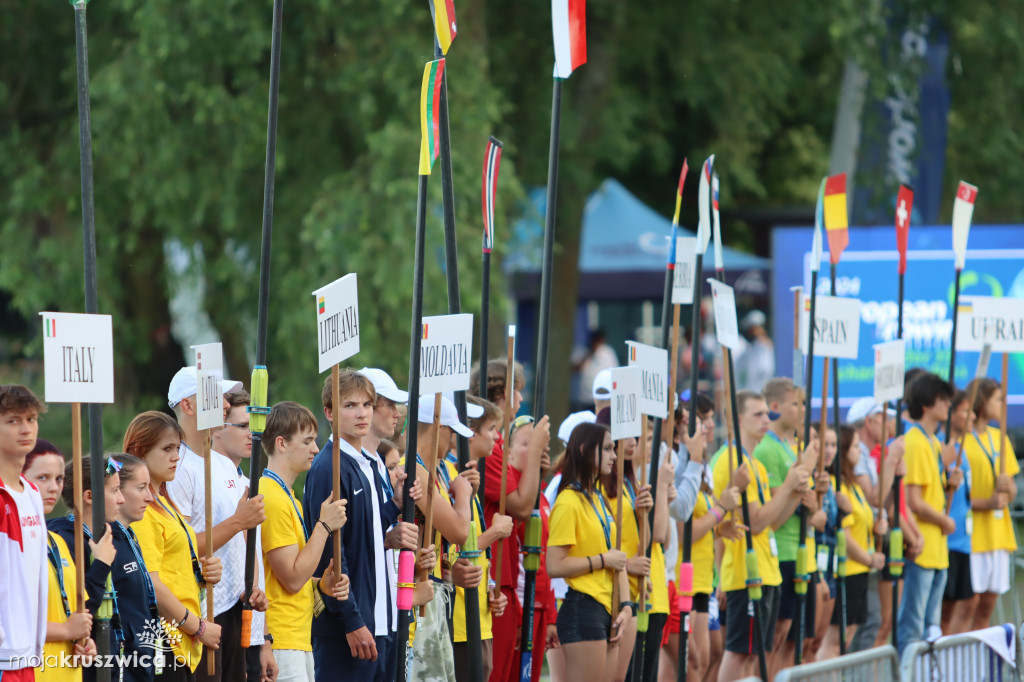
[[9, 483, 45, 624], [167, 444, 247, 616]]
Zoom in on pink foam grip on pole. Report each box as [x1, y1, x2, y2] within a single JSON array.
[[397, 551, 415, 610], [678, 562, 694, 612]]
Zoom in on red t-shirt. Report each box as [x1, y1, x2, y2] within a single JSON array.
[[485, 436, 521, 589], [517, 485, 557, 612], [872, 443, 909, 519]]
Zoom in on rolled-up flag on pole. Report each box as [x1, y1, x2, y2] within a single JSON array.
[[428, 0, 457, 55], [552, 0, 586, 78], [895, 184, 914, 276]]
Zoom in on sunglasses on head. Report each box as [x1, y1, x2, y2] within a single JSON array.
[[105, 459, 123, 476]]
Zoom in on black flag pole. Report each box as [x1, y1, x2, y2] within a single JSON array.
[[71, 2, 110, 674]]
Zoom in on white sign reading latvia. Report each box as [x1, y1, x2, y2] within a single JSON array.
[[708, 279, 740, 351], [193, 342, 225, 431], [419, 313, 474, 395], [955, 296, 1024, 353], [873, 340, 905, 404], [40, 312, 115, 404], [626, 341, 668, 419], [610, 366, 643, 441], [313, 273, 360, 374], [799, 294, 861, 360], [671, 237, 698, 305]]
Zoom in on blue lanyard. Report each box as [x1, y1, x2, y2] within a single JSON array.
[[262, 470, 309, 541], [624, 479, 637, 508], [116, 521, 158, 619], [729, 443, 767, 506], [47, 534, 71, 618], [66, 514, 125, 642], [154, 497, 205, 587], [364, 452, 395, 499], [572, 483, 612, 550], [766, 430, 797, 463], [974, 431, 999, 475]]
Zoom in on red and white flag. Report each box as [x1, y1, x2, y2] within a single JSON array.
[[952, 180, 977, 271], [895, 185, 913, 275], [552, 0, 586, 79], [481, 137, 502, 253]]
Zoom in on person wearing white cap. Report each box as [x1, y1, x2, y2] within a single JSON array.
[[591, 368, 613, 414], [357, 368, 409, 457], [165, 366, 267, 682]]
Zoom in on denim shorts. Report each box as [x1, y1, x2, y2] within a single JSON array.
[[556, 588, 612, 644]]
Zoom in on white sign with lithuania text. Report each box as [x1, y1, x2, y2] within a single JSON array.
[[313, 273, 360, 374]]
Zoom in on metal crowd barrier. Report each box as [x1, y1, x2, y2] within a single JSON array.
[[900, 626, 1019, 682], [773, 645, 900, 682]]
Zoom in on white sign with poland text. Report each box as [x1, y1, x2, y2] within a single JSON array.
[[610, 366, 643, 441]]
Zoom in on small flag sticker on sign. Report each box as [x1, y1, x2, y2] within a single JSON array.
[[423, 324, 429, 340], [45, 317, 56, 338], [318, 297, 325, 315], [630, 346, 637, 362]]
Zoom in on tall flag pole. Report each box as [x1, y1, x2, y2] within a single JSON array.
[[396, 58, 445, 682], [479, 136, 503, 398], [946, 181, 977, 441], [823, 172, 849, 653], [70, 0, 111, 672], [795, 179, 827, 662], [242, 0, 284, 641], [889, 183, 913, 650], [521, 2, 586, 680]]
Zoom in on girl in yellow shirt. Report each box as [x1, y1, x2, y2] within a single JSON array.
[[547, 423, 631, 682]]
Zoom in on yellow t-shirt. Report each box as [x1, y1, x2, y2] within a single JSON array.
[[132, 496, 203, 671], [840, 481, 874, 576], [548, 487, 618, 613], [38, 532, 80, 682], [448, 462, 493, 642], [601, 481, 640, 599], [903, 426, 948, 570], [965, 425, 1020, 553], [689, 488, 716, 595], [712, 446, 782, 592], [648, 542, 669, 615], [261, 475, 314, 651]]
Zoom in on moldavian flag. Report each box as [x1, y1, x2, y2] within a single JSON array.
[[895, 185, 914, 275], [419, 59, 445, 176], [552, 0, 586, 79], [481, 137, 503, 253], [428, 0, 457, 55], [823, 173, 848, 264]]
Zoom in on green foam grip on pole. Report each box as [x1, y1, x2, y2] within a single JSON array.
[[745, 549, 762, 601], [462, 520, 480, 566], [889, 528, 904, 577], [636, 610, 650, 633], [98, 573, 114, 620], [837, 531, 848, 578], [794, 544, 808, 595], [249, 365, 269, 433], [523, 512, 542, 571]]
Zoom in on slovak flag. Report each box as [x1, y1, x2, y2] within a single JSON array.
[[552, 0, 586, 79]]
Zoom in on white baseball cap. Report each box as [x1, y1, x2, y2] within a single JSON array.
[[167, 366, 243, 409], [845, 396, 897, 425], [442, 391, 484, 419], [417, 395, 474, 438], [592, 368, 614, 401], [558, 410, 597, 445], [358, 367, 409, 403]]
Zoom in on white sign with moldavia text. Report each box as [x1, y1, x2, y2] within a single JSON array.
[[955, 295, 1024, 353], [313, 273, 360, 374], [799, 293, 861, 359], [626, 341, 668, 418], [708, 279, 740, 351], [419, 313, 474, 395], [193, 343, 225, 431], [671, 237, 698, 304], [40, 312, 115, 404], [610, 366, 642, 441], [873, 340, 905, 403]]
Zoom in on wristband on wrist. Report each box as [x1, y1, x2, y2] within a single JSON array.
[[319, 520, 332, 535], [195, 618, 206, 639], [180, 609, 191, 631], [587, 556, 593, 573], [710, 505, 724, 523], [600, 554, 606, 570]]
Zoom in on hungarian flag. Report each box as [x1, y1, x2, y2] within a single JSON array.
[[952, 180, 977, 271], [419, 59, 445, 176], [895, 185, 914, 275], [552, 0, 586, 79], [823, 173, 848, 264], [481, 137, 503, 253], [429, 0, 457, 55]]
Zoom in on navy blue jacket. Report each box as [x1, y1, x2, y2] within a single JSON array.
[[109, 521, 157, 682], [304, 439, 400, 639], [49, 516, 110, 616]]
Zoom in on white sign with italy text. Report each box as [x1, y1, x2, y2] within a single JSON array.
[[610, 366, 643, 441], [955, 295, 1024, 353], [193, 343, 225, 431], [671, 237, 698, 305], [40, 312, 115, 404], [708, 279, 740, 351], [313, 273, 360, 374], [626, 341, 668, 419], [873, 340, 905, 403], [799, 294, 861, 360], [419, 313, 474, 395]]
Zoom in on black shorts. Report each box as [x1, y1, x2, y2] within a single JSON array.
[[557, 588, 613, 644], [775, 564, 817, 641], [724, 585, 781, 654], [944, 550, 974, 602], [693, 592, 710, 614], [831, 573, 869, 626]]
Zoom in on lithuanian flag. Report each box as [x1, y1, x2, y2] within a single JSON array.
[[823, 173, 848, 264], [419, 59, 446, 176], [429, 0, 457, 55]]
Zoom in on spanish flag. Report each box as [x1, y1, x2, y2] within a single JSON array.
[[429, 0, 457, 55], [419, 59, 445, 176], [823, 173, 848, 264]]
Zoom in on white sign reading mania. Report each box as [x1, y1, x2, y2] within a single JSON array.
[[873, 340, 905, 403], [799, 294, 862, 360], [419, 313, 474, 395], [313, 273, 360, 374], [626, 341, 668, 419], [193, 343, 225, 431], [671, 237, 698, 305], [955, 296, 1024, 353], [40, 312, 115, 404], [708, 279, 740, 351], [610, 366, 642, 441]]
